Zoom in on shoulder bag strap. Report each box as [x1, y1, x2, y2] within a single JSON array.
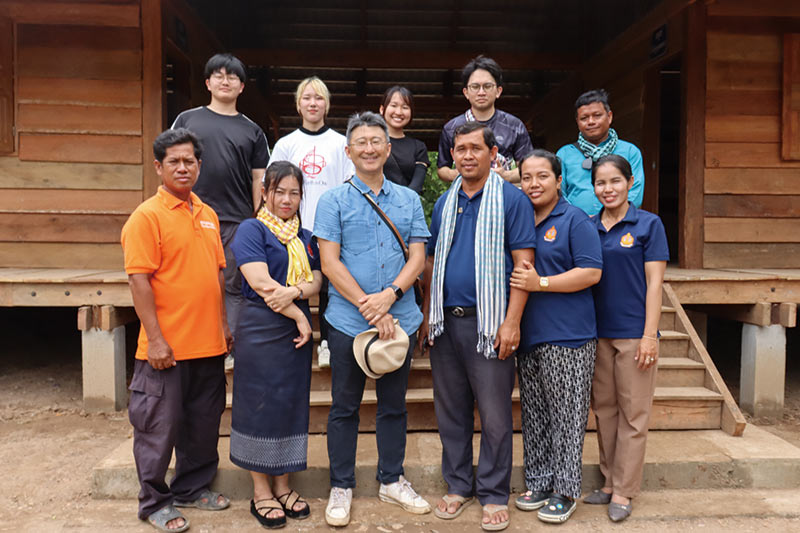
[[346, 179, 409, 261]]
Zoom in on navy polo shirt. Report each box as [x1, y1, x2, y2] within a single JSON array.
[[427, 179, 536, 307], [592, 204, 669, 338], [520, 197, 603, 351]]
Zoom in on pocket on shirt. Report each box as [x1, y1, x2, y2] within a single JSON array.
[[386, 200, 413, 251], [341, 219, 372, 254], [128, 367, 165, 433]]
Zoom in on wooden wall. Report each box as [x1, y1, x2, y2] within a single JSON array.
[[704, 0, 800, 268], [0, 0, 145, 269]]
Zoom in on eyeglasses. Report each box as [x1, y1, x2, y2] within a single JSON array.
[[350, 137, 386, 149], [210, 72, 241, 83], [467, 83, 497, 93]]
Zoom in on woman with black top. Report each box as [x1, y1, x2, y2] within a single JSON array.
[[379, 86, 429, 194]]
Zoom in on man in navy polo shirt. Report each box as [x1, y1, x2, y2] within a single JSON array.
[[437, 55, 533, 184], [421, 122, 535, 531]]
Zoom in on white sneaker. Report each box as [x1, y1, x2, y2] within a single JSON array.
[[224, 354, 234, 372], [317, 339, 331, 368], [325, 487, 352, 526], [379, 475, 431, 514]]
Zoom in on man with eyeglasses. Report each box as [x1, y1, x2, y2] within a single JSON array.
[[172, 53, 270, 371], [437, 55, 533, 183], [314, 111, 432, 526]]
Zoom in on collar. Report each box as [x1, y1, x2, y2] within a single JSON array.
[[157, 186, 201, 211], [349, 174, 391, 197], [466, 108, 497, 124], [537, 195, 568, 226], [299, 125, 330, 136], [594, 203, 638, 232]]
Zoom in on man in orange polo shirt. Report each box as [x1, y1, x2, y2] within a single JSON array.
[[121, 128, 233, 532]]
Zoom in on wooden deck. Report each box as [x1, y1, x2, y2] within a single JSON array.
[[665, 267, 800, 305]]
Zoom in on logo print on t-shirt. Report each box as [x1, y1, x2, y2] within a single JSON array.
[[544, 225, 557, 242], [620, 232, 635, 248], [300, 146, 326, 177]]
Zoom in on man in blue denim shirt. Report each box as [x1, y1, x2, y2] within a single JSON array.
[[314, 111, 431, 526]]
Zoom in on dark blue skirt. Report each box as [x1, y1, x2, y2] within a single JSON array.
[[229, 299, 312, 475]]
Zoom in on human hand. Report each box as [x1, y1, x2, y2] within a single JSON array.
[[493, 319, 520, 360], [358, 288, 395, 324], [263, 285, 298, 313], [635, 336, 659, 370], [147, 336, 175, 370], [510, 260, 540, 292], [293, 315, 312, 349], [375, 313, 396, 341], [417, 319, 432, 354], [223, 323, 234, 354]]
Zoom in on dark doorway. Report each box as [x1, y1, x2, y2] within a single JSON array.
[[657, 57, 681, 264]]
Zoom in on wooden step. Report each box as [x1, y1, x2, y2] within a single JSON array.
[[659, 305, 676, 330], [658, 330, 690, 357], [656, 357, 707, 387]]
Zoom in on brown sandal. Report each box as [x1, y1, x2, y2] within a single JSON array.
[[251, 498, 286, 529], [277, 490, 310, 520]]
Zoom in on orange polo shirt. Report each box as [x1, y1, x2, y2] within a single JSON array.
[[121, 186, 227, 360]]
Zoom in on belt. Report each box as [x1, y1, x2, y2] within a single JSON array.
[[444, 306, 477, 318]]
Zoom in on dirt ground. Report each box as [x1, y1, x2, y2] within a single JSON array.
[[2, 308, 800, 532]]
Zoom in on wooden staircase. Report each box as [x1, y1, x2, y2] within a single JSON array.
[[222, 283, 746, 436]]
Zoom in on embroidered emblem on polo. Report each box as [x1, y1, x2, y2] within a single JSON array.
[[620, 232, 634, 248], [199, 220, 217, 230], [544, 225, 557, 242], [300, 146, 326, 177]]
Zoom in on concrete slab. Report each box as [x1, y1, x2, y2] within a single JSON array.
[[93, 425, 800, 500]]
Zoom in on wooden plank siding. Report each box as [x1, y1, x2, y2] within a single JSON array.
[[0, 1, 147, 269], [703, 3, 800, 269]]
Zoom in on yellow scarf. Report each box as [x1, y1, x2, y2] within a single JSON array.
[[256, 206, 313, 287]]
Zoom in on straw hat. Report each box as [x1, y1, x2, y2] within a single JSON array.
[[352, 320, 409, 379]]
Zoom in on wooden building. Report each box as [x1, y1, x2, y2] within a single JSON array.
[[0, 0, 796, 423]]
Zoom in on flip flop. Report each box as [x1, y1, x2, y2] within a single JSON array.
[[146, 504, 189, 533], [433, 494, 474, 520], [174, 489, 229, 511], [481, 504, 510, 531]]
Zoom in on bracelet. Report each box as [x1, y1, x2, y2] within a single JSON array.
[[295, 285, 304, 300], [642, 335, 659, 341]]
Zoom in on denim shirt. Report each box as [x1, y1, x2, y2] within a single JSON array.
[[314, 175, 431, 337]]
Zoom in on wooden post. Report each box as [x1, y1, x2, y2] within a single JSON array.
[[678, 1, 706, 268], [740, 324, 786, 419], [141, 0, 164, 199], [77, 305, 136, 411]]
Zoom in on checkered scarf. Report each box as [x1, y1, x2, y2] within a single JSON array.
[[428, 170, 506, 359], [577, 127, 618, 161]]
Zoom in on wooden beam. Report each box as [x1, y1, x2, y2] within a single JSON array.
[[690, 303, 772, 326], [0, 157, 142, 190], [669, 278, 800, 304], [77, 304, 136, 331], [775, 302, 797, 328], [679, 1, 706, 268], [0, 16, 13, 154], [234, 48, 581, 70], [141, 0, 164, 199], [0, 2, 140, 28]]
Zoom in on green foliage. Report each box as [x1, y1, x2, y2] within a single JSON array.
[[421, 151, 449, 224]]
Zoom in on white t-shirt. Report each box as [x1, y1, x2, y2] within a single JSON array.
[[268, 126, 354, 231]]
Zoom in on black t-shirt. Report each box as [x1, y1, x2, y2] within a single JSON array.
[[384, 135, 428, 194], [172, 106, 270, 222]]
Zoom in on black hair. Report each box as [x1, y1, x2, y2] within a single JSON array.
[[204, 53, 247, 84], [153, 128, 202, 162], [575, 89, 611, 114], [518, 149, 562, 177], [461, 55, 504, 88], [345, 111, 389, 144], [591, 154, 634, 185], [379, 85, 415, 124], [257, 161, 305, 216], [453, 121, 497, 150]]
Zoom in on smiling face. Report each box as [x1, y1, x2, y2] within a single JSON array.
[[297, 84, 327, 129], [264, 174, 302, 221], [576, 101, 613, 144], [205, 68, 244, 105], [451, 129, 497, 184], [520, 156, 561, 211], [593, 161, 633, 210], [463, 68, 502, 113], [154, 142, 200, 201], [345, 125, 391, 177], [380, 91, 411, 133]]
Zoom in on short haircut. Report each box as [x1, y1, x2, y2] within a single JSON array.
[[518, 149, 562, 177], [575, 89, 611, 114], [295, 76, 331, 116], [591, 154, 634, 185], [453, 121, 497, 150], [204, 53, 247, 84], [379, 85, 415, 123], [461, 55, 504, 88], [258, 161, 305, 217], [345, 111, 389, 144], [153, 128, 202, 162]]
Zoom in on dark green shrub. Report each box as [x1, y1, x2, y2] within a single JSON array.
[[421, 151, 450, 224]]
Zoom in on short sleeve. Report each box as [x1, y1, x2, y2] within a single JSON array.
[[231, 220, 268, 266], [267, 137, 288, 167], [313, 190, 343, 244], [209, 210, 226, 269], [643, 215, 670, 262], [252, 129, 270, 168], [409, 193, 431, 240], [427, 195, 445, 256], [512, 123, 534, 162], [120, 209, 161, 275], [555, 145, 573, 197], [504, 186, 537, 250], [170, 113, 185, 129], [569, 215, 603, 269], [303, 231, 321, 271], [627, 146, 645, 208], [437, 125, 454, 169]]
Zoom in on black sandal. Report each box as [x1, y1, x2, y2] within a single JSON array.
[[251, 498, 287, 529], [276, 490, 310, 520]]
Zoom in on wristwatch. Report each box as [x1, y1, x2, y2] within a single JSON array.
[[390, 284, 404, 301], [539, 277, 550, 290], [295, 286, 304, 300]]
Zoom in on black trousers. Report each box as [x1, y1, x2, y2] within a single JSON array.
[[128, 356, 226, 519]]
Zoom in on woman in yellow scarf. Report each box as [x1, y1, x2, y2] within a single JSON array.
[[229, 161, 322, 528]]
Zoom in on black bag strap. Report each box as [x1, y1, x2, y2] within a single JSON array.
[[346, 179, 409, 261]]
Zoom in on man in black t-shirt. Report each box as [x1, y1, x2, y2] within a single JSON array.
[[172, 53, 270, 368]]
